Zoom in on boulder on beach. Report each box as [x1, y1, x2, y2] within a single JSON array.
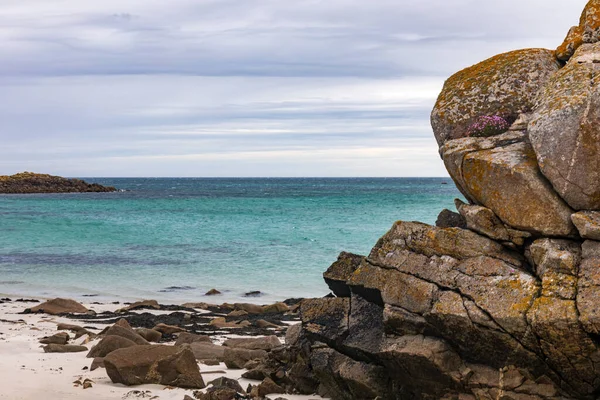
[[104, 345, 205, 389], [43, 344, 88, 353], [87, 335, 138, 358], [26, 298, 89, 315]]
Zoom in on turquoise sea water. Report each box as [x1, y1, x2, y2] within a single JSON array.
[[0, 178, 461, 304]]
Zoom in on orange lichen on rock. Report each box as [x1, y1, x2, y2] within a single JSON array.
[[555, 0, 600, 61], [431, 49, 560, 146]]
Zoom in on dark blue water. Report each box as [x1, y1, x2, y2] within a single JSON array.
[[0, 178, 461, 303]]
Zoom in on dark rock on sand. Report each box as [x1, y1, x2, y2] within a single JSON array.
[[0, 172, 117, 194], [206, 376, 245, 393], [43, 344, 88, 353], [25, 298, 88, 315], [223, 348, 268, 369], [175, 332, 212, 346], [135, 328, 162, 343], [104, 345, 205, 389], [39, 332, 70, 345], [87, 335, 138, 358]]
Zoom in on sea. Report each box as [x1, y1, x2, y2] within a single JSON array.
[[0, 178, 461, 304]]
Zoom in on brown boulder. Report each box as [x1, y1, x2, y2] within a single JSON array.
[[223, 347, 268, 369], [189, 342, 226, 361], [39, 332, 69, 345], [27, 298, 88, 315], [43, 344, 88, 353], [87, 335, 138, 358], [104, 325, 149, 345], [104, 345, 205, 388], [431, 48, 560, 146], [441, 133, 575, 236], [175, 332, 211, 346], [135, 328, 162, 343]]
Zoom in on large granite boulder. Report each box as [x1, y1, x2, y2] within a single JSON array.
[[441, 132, 576, 236], [530, 43, 600, 210], [431, 49, 560, 146], [104, 345, 205, 389]]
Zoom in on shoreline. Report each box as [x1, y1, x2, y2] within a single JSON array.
[[0, 296, 324, 400]]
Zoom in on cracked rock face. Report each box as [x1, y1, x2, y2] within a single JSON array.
[[289, 223, 600, 399], [269, 2, 600, 399], [530, 43, 600, 210]]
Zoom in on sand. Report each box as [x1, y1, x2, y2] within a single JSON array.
[[0, 299, 325, 400]]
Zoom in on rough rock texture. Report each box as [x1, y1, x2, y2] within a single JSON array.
[[0, 172, 116, 194], [323, 252, 365, 297], [556, 0, 600, 61], [431, 49, 560, 145], [441, 132, 576, 236], [530, 43, 600, 210], [104, 345, 205, 389], [572, 211, 600, 240], [274, 219, 600, 399], [455, 199, 531, 246], [87, 335, 138, 358], [27, 298, 89, 315]]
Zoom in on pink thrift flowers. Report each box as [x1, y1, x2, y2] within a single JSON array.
[[466, 115, 510, 137]]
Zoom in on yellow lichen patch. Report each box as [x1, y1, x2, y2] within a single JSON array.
[[431, 48, 560, 146], [556, 26, 584, 61]]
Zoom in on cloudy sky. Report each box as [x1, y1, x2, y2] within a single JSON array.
[[0, 0, 587, 177]]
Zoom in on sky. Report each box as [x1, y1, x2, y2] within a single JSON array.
[[0, 0, 588, 177]]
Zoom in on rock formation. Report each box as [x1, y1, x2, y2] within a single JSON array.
[[261, 2, 600, 399], [0, 172, 116, 193]]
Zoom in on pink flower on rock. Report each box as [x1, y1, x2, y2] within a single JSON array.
[[466, 115, 510, 138]]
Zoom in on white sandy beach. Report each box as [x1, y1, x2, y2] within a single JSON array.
[[0, 299, 325, 400]]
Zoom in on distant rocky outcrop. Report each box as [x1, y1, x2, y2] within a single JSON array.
[[256, 2, 600, 399], [0, 172, 116, 194]]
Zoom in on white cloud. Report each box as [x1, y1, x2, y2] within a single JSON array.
[[0, 0, 588, 176]]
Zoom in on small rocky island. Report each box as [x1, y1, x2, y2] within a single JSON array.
[[0, 172, 116, 194]]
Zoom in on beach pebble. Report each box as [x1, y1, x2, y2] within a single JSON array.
[[207, 376, 245, 393], [189, 342, 226, 361]]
